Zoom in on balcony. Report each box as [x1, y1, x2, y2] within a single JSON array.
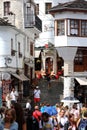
[[24, 14, 42, 32]]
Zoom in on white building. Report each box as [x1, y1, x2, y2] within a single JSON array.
[[0, 0, 42, 100], [49, 0, 87, 104], [34, 0, 55, 47]]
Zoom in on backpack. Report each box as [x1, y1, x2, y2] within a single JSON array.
[[78, 118, 87, 130]]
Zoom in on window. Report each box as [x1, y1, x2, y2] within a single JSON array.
[[30, 42, 33, 56], [45, 3, 52, 14], [70, 19, 79, 36], [81, 20, 87, 36], [74, 50, 83, 65], [18, 42, 20, 52], [4, 1, 10, 16], [18, 42, 22, 58], [57, 20, 65, 35], [11, 38, 13, 50], [36, 4, 39, 15], [11, 38, 15, 56]]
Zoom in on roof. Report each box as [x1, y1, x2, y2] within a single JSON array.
[[0, 17, 26, 36], [49, 0, 87, 13], [0, 18, 12, 26]]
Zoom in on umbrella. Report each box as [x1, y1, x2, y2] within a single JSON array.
[[61, 96, 80, 103]]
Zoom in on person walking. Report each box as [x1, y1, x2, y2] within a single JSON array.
[[46, 74, 51, 89], [70, 104, 80, 122], [6, 91, 11, 108], [11, 102, 27, 130], [64, 113, 77, 130], [26, 110, 39, 130], [10, 87, 19, 104], [33, 86, 41, 105], [26, 99, 31, 111], [33, 105, 42, 122], [77, 110, 87, 130], [39, 112, 57, 130], [57, 108, 68, 130], [0, 108, 18, 130]]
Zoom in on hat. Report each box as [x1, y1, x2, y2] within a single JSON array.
[[36, 86, 39, 89]]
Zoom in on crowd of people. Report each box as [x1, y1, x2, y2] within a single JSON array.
[[0, 98, 87, 129], [0, 85, 87, 130]]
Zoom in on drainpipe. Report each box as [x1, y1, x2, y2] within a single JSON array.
[[0, 80, 2, 107], [15, 33, 20, 71]]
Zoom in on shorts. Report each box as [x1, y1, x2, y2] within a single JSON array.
[[34, 98, 40, 103]]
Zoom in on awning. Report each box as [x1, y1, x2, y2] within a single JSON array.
[[75, 77, 87, 85], [11, 73, 29, 81]]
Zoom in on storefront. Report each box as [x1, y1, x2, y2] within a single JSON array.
[[11, 73, 30, 100]]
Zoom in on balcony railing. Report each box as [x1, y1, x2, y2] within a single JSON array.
[[24, 14, 42, 32]]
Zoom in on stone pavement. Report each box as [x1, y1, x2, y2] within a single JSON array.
[[38, 78, 64, 105]]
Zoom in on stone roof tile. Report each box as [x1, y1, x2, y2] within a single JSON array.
[[49, 0, 87, 12]]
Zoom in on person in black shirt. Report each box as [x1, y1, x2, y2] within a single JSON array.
[[26, 110, 39, 130]]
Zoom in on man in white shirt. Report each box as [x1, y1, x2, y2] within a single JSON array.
[[26, 99, 31, 111], [10, 87, 18, 104], [34, 86, 41, 104]]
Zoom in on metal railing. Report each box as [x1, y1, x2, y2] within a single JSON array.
[[24, 14, 42, 32]]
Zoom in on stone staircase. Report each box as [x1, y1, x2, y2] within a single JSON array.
[[20, 77, 64, 109], [38, 78, 63, 105]]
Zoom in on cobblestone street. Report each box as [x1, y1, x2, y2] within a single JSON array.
[[38, 78, 64, 105]]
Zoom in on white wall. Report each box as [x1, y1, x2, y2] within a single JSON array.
[[34, 0, 55, 47], [0, 26, 25, 68], [55, 11, 87, 20], [55, 36, 87, 47]]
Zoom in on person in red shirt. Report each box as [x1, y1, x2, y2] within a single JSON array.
[[33, 105, 42, 122]]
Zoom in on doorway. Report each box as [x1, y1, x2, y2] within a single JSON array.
[[45, 57, 53, 74]]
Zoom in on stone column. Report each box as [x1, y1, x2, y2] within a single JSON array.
[[56, 47, 77, 103]]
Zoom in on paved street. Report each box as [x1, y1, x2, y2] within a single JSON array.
[[38, 77, 64, 105]]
